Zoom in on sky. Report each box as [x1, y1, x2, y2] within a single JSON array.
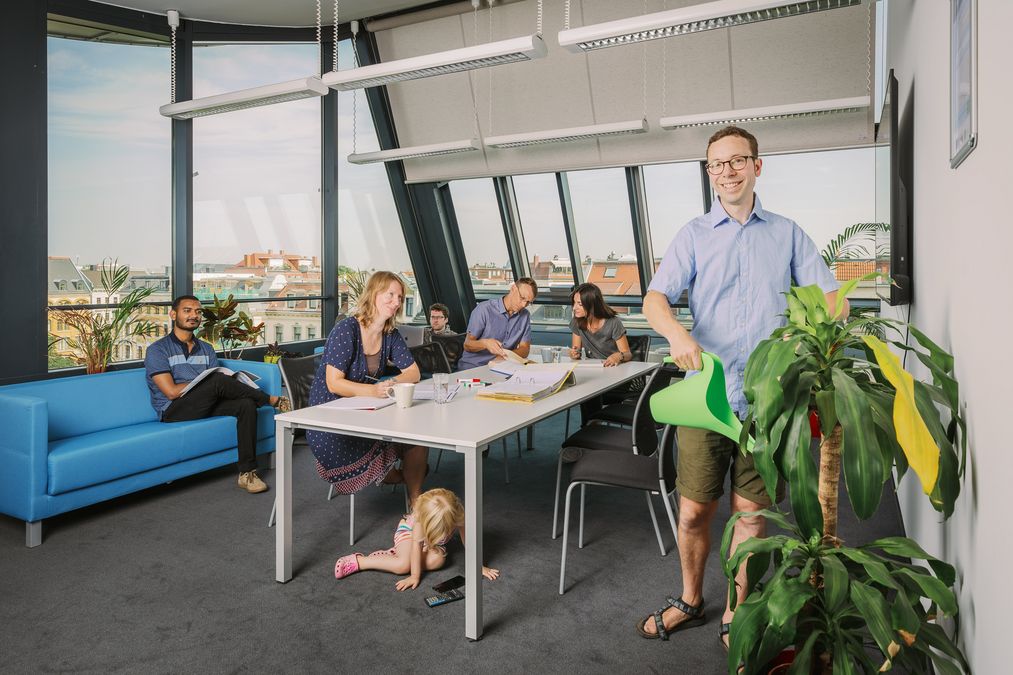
[[48, 37, 877, 279]]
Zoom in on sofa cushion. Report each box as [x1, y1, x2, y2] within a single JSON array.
[[8, 369, 156, 442], [175, 406, 276, 462], [48, 422, 182, 495]]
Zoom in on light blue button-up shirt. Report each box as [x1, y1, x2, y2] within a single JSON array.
[[647, 196, 838, 417], [457, 297, 532, 371]]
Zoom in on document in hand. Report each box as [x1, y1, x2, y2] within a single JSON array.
[[501, 349, 535, 365], [319, 396, 395, 411], [179, 366, 261, 397], [476, 364, 576, 403]]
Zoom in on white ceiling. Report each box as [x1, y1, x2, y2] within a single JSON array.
[[92, 0, 442, 27]]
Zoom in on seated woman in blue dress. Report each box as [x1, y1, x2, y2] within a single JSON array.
[[307, 271, 428, 506]]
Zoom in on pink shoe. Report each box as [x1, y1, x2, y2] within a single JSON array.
[[334, 553, 361, 579]]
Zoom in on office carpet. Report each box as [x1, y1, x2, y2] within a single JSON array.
[[0, 413, 903, 674]]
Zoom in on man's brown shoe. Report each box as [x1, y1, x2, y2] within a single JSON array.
[[238, 471, 268, 493], [274, 396, 292, 413]]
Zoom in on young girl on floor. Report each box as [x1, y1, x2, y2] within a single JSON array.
[[334, 487, 500, 590]]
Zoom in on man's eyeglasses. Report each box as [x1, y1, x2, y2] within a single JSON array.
[[705, 155, 755, 175]]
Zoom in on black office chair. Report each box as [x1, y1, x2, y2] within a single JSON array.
[[431, 333, 466, 370], [409, 342, 452, 379], [587, 364, 683, 428], [558, 425, 679, 594], [552, 364, 678, 538]]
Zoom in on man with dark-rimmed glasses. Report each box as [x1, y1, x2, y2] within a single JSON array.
[[638, 126, 848, 649]]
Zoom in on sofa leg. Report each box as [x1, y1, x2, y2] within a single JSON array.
[[26, 521, 42, 548]]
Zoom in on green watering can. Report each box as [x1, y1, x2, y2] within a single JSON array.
[[649, 352, 754, 450]]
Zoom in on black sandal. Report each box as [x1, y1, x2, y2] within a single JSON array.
[[636, 596, 706, 641]]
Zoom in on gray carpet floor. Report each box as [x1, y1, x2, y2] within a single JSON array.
[[0, 413, 903, 674]]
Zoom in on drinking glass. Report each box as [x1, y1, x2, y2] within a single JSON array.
[[433, 372, 451, 404]]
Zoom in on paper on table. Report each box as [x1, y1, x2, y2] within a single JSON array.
[[319, 396, 394, 411], [569, 359, 606, 368], [477, 366, 576, 403]]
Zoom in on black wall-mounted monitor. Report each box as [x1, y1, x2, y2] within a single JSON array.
[[875, 69, 913, 305]]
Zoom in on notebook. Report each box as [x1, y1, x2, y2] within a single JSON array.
[[476, 365, 576, 403]]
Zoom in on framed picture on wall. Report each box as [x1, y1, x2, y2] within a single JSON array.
[[950, 0, 977, 168]]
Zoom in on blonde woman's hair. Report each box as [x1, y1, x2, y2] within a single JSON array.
[[355, 271, 406, 334], [413, 488, 464, 549]]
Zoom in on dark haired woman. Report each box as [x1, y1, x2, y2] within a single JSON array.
[[568, 283, 633, 426], [568, 283, 632, 366]]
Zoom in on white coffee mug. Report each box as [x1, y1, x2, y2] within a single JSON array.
[[386, 382, 415, 409]]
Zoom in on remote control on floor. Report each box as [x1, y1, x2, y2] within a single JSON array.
[[425, 587, 465, 608]]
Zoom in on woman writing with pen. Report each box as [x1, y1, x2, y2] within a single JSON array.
[[568, 283, 633, 426], [306, 271, 428, 507]]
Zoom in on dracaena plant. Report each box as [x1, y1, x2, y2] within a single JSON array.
[[721, 275, 968, 674]]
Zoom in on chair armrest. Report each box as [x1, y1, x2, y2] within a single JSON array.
[[220, 359, 282, 398], [0, 393, 49, 520]]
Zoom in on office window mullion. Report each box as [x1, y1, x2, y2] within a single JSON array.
[[556, 172, 584, 286]]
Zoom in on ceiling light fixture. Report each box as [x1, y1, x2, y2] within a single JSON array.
[[322, 33, 547, 91], [347, 139, 482, 165], [160, 78, 329, 119], [159, 7, 327, 119], [558, 0, 862, 53], [485, 118, 649, 148], [659, 96, 870, 130]]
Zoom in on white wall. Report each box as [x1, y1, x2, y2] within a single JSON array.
[[886, 2, 1013, 671]]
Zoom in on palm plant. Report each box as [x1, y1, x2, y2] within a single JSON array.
[[722, 276, 968, 674], [338, 266, 369, 313], [47, 260, 159, 373], [820, 222, 890, 269]]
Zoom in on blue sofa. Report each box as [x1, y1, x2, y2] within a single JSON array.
[[0, 359, 280, 547]]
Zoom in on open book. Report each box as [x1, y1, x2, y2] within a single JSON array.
[[501, 348, 535, 365], [477, 365, 576, 403], [179, 366, 261, 397]]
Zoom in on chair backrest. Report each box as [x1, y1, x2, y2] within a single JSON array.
[[409, 342, 451, 377], [657, 425, 679, 491], [277, 354, 321, 410], [398, 324, 427, 348], [431, 333, 466, 369], [631, 363, 679, 456], [627, 334, 651, 362]]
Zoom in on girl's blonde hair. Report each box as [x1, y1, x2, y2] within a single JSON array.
[[413, 488, 464, 549], [355, 271, 406, 334]]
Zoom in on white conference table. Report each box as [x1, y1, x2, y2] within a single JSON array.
[[273, 359, 658, 640]]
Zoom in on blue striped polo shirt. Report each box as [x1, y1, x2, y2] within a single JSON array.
[[144, 332, 219, 417]]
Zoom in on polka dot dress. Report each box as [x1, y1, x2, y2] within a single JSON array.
[[307, 317, 416, 494]]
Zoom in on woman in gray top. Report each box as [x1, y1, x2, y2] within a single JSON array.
[[568, 283, 632, 366]]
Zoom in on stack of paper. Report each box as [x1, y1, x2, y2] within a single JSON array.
[[476, 365, 575, 403]]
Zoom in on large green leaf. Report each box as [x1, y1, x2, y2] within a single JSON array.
[[780, 374, 822, 537], [787, 628, 824, 675], [832, 368, 885, 519], [890, 586, 922, 637], [814, 390, 837, 439], [765, 573, 815, 629], [820, 554, 849, 615], [896, 568, 958, 615], [849, 582, 895, 657], [834, 548, 900, 591], [727, 596, 769, 675], [914, 380, 960, 518], [917, 622, 971, 672], [785, 294, 816, 335], [865, 536, 956, 587]]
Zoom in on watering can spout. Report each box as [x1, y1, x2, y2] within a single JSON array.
[[649, 352, 753, 450]]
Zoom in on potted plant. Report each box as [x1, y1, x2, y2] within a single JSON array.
[[195, 294, 265, 359], [47, 259, 159, 374], [722, 276, 969, 674], [263, 342, 284, 364]]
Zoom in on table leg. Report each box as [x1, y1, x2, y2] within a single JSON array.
[[463, 443, 484, 640], [275, 422, 294, 583], [526, 425, 534, 451]]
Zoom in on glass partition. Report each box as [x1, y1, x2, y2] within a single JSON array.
[[449, 178, 513, 293]]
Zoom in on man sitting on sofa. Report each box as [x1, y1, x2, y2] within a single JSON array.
[[144, 295, 290, 494]]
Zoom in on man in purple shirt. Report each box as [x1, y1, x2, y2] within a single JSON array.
[[638, 127, 848, 646], [457, 278, 537, 371]]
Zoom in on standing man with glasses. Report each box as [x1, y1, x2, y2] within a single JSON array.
[[457, 278, 537, 370], [637, 127, 847, 648]]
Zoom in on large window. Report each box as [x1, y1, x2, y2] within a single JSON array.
[[193, 42, 322, 343], [449, 179, 513, 293], [335, 41, 421, 322], [643, 162, 706, 271], [566, 168, 639, 296], [47, 31, 171, 370], [513, 174, 572, 293]]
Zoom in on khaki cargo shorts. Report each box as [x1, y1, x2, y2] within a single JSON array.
[[675, 426, 784, 506]]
